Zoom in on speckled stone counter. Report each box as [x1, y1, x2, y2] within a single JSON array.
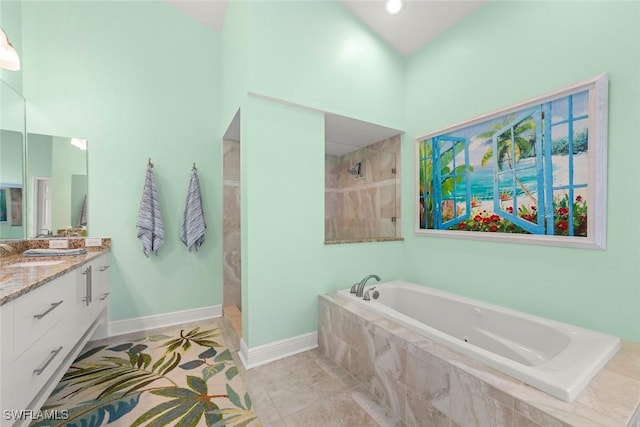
[[319, 292, 640, 427], [0, 239, 111, 306]]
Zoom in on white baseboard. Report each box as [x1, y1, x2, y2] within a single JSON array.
[[108, 305, 222, 338], [239, 331, 318, 369]]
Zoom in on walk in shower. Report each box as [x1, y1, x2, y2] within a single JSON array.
[[324, 113, 402, 243]]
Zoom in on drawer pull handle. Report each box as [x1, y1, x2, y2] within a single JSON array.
[[83, 265, 92, 305], [33, 346, 63, 375], [33, 300, 63, 319], [99, 292, 110, 300], [99, 265, 110, 271]]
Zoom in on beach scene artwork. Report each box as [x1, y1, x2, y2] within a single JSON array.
[[418, 88, 594, 241]]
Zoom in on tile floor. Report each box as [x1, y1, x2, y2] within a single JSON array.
[[223, 305, 242, 336], [218, 316, 405, 427], [88, 316, 405, 427]]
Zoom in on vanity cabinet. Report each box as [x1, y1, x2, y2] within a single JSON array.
[[12, 273, 76, 412], [0, 252, 109, 427]]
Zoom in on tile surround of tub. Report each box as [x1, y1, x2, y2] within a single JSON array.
[[325, 135, 402, 243], [319, 293, 640, 427], [223, 139, 241, 309]]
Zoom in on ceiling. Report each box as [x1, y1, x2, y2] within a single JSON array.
[[325, 114, 401, 156], [164, 0, 485, 56]]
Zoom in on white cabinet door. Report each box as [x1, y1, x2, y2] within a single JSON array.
[[14, 274, 71, 359], [0, 301, 15, 424]]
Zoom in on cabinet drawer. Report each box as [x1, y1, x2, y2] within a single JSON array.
[[14, 274, 74, 358], [13, 321, 69, 410]]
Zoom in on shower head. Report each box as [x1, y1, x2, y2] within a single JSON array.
[[348, 162, 361, 176]]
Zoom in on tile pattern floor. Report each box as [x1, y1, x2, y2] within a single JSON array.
[[82, 317, 404, 427], [48, 321, 258, 426]]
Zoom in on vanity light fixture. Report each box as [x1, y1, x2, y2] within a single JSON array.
[[386, 0, 402, 14], [71, 138, 87, 151], [0, 28, 20, 71]]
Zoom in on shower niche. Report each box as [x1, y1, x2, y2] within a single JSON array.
[[324, 113, 402, 243]]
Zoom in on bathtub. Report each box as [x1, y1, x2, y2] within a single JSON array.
[[338, 280, 620, 402]]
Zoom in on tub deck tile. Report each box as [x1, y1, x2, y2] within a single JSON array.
[[318, 292, 640, 426], [405, 388, 450, 427], [449, 366, 515, 427], [351, 346, 376, 384], [514, 395, 612, 427], [405, 349, 450, 404], [574, 367, 640, 424], [607, 341, 640, 382]]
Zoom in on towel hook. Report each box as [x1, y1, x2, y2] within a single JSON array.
[[192, 162, 197, 171], [148, 158, 154, 168]]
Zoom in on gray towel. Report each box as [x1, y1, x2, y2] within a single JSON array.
[[181, 169, 206, 251], [137, 165, 164, 256], [24, 248, 87, 257], [76, 194, 88, 227]]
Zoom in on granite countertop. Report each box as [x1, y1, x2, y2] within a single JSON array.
[[0, 249, 110, 307]]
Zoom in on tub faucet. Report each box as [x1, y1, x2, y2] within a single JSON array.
[[363, 287, 378, 301], [356, 274, 381, 298]]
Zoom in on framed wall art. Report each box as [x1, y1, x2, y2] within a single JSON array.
[[415, 75, 608, 249]]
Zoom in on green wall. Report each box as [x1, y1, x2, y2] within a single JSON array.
[[22, 1, 222, 321], [229, 1, 407, 346], [242, 96, 406, 346], [403, 1, 640, 341], [247, 0, 405, 128], [15, 0, 640, 345], [220, 0, 249, 130]]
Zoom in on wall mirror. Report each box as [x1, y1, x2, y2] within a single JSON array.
[[0, 79, 25, 240], [26, 134, 88, 237], [324, 113, 402, 243]]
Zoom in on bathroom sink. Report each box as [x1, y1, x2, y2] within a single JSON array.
[[5, 260, 65, 268]]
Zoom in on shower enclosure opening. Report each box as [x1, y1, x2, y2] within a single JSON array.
[[324, 113, 403, 243]]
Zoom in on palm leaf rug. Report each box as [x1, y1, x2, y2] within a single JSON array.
[[33, 322, 260, 427]]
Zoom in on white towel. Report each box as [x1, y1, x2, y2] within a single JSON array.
[[137, 165, 164, 256], [181, 169, 206, 251]]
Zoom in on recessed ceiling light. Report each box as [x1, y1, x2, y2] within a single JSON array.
[[386, 0, 402, 14]]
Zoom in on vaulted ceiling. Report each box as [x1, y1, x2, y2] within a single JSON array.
[[164, 0, 485, 56]]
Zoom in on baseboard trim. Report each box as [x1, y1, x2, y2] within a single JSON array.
[[239, 331, 318, 369], [108, 305, 222, 337]]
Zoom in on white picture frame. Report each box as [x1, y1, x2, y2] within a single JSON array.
[[414, 74, 608, 249]]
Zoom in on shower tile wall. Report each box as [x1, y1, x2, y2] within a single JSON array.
[[325, 135, 401, 241], [223, 139, 241, 309]]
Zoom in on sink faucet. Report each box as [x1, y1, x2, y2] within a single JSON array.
[[356, 274, 381, 298], [36, 229, 51, 238]]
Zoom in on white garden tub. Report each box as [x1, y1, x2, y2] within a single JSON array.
[[339, 280, 620, 401]]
